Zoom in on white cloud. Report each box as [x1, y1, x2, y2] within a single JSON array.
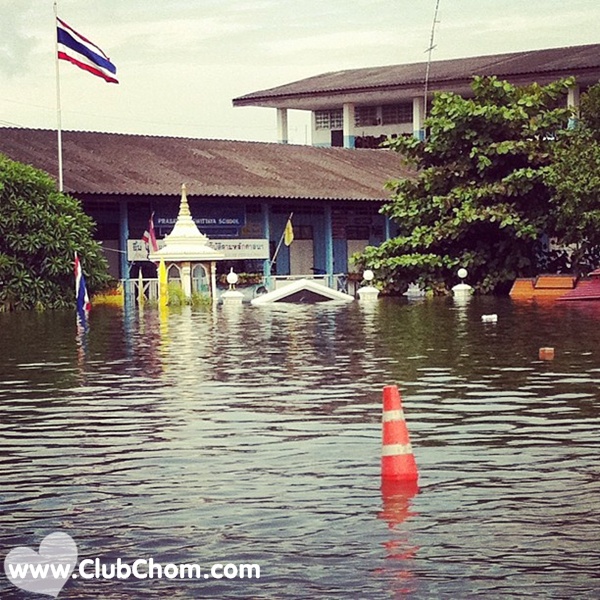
[[262, 30, 399, 56]]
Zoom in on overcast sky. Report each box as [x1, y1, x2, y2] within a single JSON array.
[[1, 0, 598, 144]]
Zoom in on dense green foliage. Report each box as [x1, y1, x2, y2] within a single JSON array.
[[0, 154, 110, 310], [544, 84, 600, 275], [355, 76, 579, 294]]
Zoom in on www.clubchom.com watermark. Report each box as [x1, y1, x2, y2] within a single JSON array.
[[3, 532, 261, 598]]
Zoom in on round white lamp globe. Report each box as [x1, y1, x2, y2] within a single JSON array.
[[226, 269, 239, 286], [457, 268, 468, 280], [363, 269, 374, 282]]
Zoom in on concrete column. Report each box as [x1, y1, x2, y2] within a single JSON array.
[[343, 103, 355, 148], [568, 84, 581, 112], [119, 199, 133, 306], [210, 261, 217, 302], [181, 262, 192, 297], [262, 203, 271, 283], [413, 96, 425, 140], [568, 84, 580, 129], [277, 108, 289, 144], [324, 204, 334, 286], [119, 199, 129, 279]]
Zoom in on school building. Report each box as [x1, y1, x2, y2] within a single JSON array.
[[233, 43, 600, 147], [0, 128, 407, 282], [1, 43, 599, 286]]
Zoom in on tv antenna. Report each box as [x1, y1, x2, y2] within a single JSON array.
[[423, 0, 441, 129]]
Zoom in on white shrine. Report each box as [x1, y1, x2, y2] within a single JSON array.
[[149, 184, 224, 301]]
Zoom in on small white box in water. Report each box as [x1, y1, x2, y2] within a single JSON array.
[[481, 314, 498, 323]]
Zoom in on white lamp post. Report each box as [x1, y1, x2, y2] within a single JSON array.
[[357, 269, 380, 301], [452, 267, 473, 300], [226, 268, 239, 289], [221, 268, 244, 305]]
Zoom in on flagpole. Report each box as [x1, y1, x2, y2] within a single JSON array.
[[53, 0, 64, 191], [270, 212, 293, 269]]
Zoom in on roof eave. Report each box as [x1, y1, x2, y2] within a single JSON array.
[[233, 67, 600, 111]]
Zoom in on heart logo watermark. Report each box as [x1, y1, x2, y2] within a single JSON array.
[[4, 532, 78, 598]]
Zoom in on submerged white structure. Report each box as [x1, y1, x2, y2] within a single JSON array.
[[251, 278, 354, 305]]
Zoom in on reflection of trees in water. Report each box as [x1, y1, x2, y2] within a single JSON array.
[[0, 309, 85, 391], [374, 296, 600, 387]]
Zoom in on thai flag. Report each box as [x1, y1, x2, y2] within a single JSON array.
[[57, 17, 118, 84], [142, 214, 159, 260], [74, 252, 91, 317], [148, 212, 159, 253]]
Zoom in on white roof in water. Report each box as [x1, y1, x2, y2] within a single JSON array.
[[251, 279, 354, 305]]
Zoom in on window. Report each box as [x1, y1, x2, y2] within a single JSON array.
[[167, 264, 181, 282], [315, 109, 343, 130], [381, 103, 412, 124], [355, 106, 378, 127]]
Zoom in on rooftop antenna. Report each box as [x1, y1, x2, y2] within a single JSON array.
[[423, 0, 441, 133]]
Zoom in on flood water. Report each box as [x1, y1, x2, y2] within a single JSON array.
[[1, 297, 599, 599]]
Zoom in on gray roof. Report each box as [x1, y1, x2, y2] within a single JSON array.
[[233, 43, 600, 110], [0, 128, 408, 201]]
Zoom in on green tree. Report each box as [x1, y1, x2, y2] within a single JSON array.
[[544, 83, 600, 275], [355, 76, 574, 294], [0, 154, 110, 310]]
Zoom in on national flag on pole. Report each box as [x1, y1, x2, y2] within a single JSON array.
[[57, 17, 118, 84], [74, 252, 91, 316], [284, 217, 294, 246], [148, 212, 159, 253]]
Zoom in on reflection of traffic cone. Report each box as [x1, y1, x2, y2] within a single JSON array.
[[381, 385, 418, 483], [379, 480, 419, 529], [377, 478, 420, 595]]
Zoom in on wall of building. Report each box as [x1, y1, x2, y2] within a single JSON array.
[[82, 196, 390, 280], [311, 103, 415, 147]]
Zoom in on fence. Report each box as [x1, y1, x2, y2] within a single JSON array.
[[122, 273, 354, 303]]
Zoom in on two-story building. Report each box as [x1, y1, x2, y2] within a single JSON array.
[[233, 43, 600, 147]]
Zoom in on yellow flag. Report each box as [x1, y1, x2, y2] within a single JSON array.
[[284, 218, 294, 246]]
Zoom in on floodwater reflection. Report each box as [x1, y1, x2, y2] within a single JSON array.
[[0, 297, 599, 599], [377, 480, 420, 598]]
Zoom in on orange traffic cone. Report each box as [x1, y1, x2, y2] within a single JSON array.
[[381, 385, 418, 483]]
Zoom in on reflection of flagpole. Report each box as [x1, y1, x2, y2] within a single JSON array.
[[53, 0, 64, 191], [270, 212, 293, 269]]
